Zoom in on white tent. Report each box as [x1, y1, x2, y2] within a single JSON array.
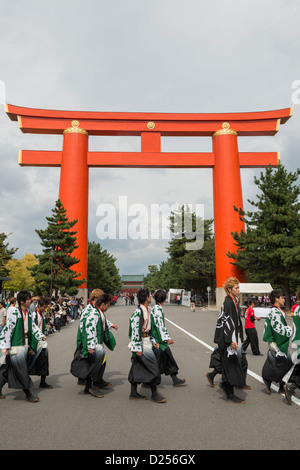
[[239, 283, 273, 318], [239, 283, 273, 294], [167, 289, 185, 303]]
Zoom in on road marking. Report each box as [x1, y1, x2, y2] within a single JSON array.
[[165, 317, 300, 406]]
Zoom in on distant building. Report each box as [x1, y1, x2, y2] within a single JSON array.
[[122, 275, 144, 294]]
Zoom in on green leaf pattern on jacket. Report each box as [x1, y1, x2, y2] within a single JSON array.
[[129, 309, 143, 352], [79, 304, 101, 351], [0, 307, 44, 350], [263, 306, 293, 354], [151, 304, 171, 343]]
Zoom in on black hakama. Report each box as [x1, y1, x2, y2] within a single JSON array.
[[208, 346, 248, 385], [153, 346, 179, 376], [262, 349, 293, 383], [209, 347, 222, 374], [128, 339, 161, 386], [70, 345, 106, 383], [287, 363, 300, 388], [220, 347, 246, 387], [27, 345, 49, 377], [6, 348, 33, 389]]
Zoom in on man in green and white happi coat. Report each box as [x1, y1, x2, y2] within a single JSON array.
[[27, 296, 53, 390], [0, 290, 46, 403], [71, 292, 117, 398], [128, 287, 166, 403], [151, 289, 187, 387], [283, 289, 300, 404], [262, 290, 293, 395]]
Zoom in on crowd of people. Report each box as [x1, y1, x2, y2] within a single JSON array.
[[0, 295, 84, 336], [0, 280, 300, 407], [124, 293, 136, 305], [0, 293, 86, 402], [0, 290, 113, 402], [0, 286, 188, 404]]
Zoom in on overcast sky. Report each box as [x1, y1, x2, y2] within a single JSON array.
[[0, 0, 299, 278]]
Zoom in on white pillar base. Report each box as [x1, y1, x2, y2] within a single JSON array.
[[216, 287, 226, 310], [77, 287, 88, 306]]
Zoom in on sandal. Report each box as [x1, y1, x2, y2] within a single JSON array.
[[96, 380, 112, 388], [85, 387, 104, 398], [40, 382, 53, 389], [25, 394, 40, 403], [151, 393, 167, 403], [129, 392, 147, 400]]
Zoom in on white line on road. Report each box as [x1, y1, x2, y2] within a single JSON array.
[[165, 317, 300, 406]]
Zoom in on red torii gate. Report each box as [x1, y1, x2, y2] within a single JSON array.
[[5, 104, 292, 305]]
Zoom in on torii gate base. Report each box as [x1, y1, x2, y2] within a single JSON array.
[[5, 104, 292, 308]]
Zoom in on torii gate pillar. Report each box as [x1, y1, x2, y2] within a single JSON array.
[[213, 123, 245, 306], [59, 121, 89, 296]]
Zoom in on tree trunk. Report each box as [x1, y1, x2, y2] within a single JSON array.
[[283, 280, 291, 312]]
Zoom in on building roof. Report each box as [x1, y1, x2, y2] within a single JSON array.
[[122, 275, 144, 282], [122, 285, 142, 289]]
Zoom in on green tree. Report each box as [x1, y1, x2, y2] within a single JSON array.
[[31, 199, 82, 297], [143, 265, 160, 292], [144, 260, 176, 292], [180, 219, 215, 296], [87, 241, 122, 293], [228, 164, 300, 311], [4, 253, 38, 293], [144, 206, 216, 297], [0, 232, 17, 277], [167, 206, 215, 293]]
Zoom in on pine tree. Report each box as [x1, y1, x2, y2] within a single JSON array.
[[0, 232, 17, 277], [31, 199, 83, 297], [144, 206, 216, 295], [180, 220, 215, 296], [228, 164, 300, 310]]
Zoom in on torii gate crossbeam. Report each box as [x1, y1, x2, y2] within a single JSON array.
[[5, 104, 292, 306]]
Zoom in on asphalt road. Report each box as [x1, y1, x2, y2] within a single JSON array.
[[0, 302, 299, 452]]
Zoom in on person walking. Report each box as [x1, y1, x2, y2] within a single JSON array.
[[283, 294, 300, 404], [151, 289, 187, 387], [0, 290, 46, 403], [28, 296, 53, 390], [262, 289, 293, 395], [70, 291, 117, 397], [190, 293, 195, 312], [242, 298, 262, 355], [0, 300, 6, 334], [128, 287, 166, 403], [213, 277, 247, 404], [94, 293, 118, 388]]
